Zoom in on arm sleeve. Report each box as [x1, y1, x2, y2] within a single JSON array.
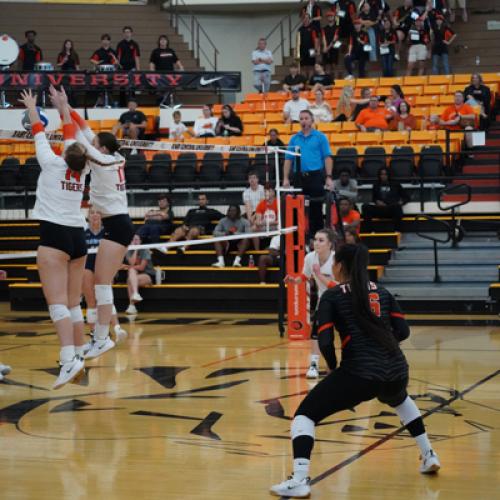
[[316, 292, 337, 370], [75, 127, 118, 167], [320, 132, 332, 159], [71, 110, 96, 142], [389, 294, 410, 342]]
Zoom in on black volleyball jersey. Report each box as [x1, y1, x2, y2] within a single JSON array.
[[317, 281, 410, 381]]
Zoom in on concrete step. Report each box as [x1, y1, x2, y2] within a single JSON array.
[[389, 258, 500, 266], [383, 266, 497, 279], [384, 283, 490, 299], [392, 249, 500, 260]]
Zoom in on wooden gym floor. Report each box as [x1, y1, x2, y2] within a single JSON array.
[[0, 306, 499, 500]]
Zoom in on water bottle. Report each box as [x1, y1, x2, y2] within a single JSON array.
[[475, 56, 480, 66], [248, 255, 255, 268], [155, 267, 163, 285]]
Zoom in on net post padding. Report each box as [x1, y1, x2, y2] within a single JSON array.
[[285, 194, 310, 340]]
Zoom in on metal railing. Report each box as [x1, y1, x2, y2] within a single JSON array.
[[264, 9, 302, 64], [167, 0, 220, 71]]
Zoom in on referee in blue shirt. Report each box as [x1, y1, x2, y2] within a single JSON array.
[[283, 109, 333, 240]]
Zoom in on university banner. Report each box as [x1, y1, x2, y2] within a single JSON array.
[[0, 71, 241, 92]]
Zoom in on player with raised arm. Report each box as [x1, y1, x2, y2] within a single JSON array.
[[271, 244, 440, 498], [20, 88, 89, 389]]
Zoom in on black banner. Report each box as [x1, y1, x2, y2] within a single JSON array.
[[0, 71, 241, 92]]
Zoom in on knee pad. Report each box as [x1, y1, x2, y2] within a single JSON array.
[[112, 305, 117, 315], [86, 307, 97, 324], [95, 284, 113, 306], [48, 304, 70, 323], [69, 305, 84, 324], [291, 415, 315, 440]]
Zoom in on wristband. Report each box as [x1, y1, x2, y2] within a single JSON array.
[[31, 122, 44, 135]]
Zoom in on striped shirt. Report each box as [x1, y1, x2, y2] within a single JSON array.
[[317, 282, 409, 381]]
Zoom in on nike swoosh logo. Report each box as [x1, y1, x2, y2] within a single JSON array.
[[199, 76, 224, 86]]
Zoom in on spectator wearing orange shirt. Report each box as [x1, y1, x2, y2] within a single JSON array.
[[440, 91, 476, 130], [253, 187, 278, 232], [331, 197, 361, 234], [390, 101, 417, 131], [423, 114, 440, 130], [355, 96, 389, 131]]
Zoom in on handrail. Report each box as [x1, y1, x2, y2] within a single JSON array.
[[167, 0, 220, 71], [263, 8, 302, 62]]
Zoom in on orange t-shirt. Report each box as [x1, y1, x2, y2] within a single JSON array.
[[441, 103, 475, 130], [331, 208, 361, 234], [355, 107, 388, 130], [256, 198, 278, 225]]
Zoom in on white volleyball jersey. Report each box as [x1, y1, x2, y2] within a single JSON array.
[[302, 250, 335, 299], [32, 131, 87, 228], [75, 127, 128, 217]]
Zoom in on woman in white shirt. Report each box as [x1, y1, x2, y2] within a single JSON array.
[[194, 104, 218, 137], [20, 88, 88, 389], [309, 88, 333, 123], [60, 88, 134, 360], [289, 229, 336, 379]]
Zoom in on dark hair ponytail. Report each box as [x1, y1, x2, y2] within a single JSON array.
[[336, 244, 399, 353], [97, 132, 120, 154]]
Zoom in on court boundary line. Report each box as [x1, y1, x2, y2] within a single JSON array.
[[303, 369, 500, 489]]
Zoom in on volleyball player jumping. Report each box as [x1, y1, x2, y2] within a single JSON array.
[[271, 244, 440, 498], [56, 88, 135, 360], [19, 88, 89, 389]]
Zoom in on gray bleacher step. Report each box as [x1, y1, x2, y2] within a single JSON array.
[[382, 266, 497, 280], [391, 249, 500, 261], [389, 257, 500, 266], [383, 283, 490, 299], [380, 276, 494, 283]]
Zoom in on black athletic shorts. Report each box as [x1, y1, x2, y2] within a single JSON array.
[[102, 214, 135, 247], [39, 221, 87, 260], [85, 253, 97, 272]]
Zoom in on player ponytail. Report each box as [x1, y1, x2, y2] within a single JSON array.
[[96, 132, 120, 154], [336, 244, 399, 353]]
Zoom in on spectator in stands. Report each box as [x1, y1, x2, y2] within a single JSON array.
[[194, 105, 218, 137], [310, 88, 333, 122], [283, 87, 310, 123], [150, 35, 184, 71], [252, 38, 273, 94], [379, 18, 397, 77], [18, 30, 42, 71], [448, 0, 467, 23], [333, 86, 354, 122], [362, 167, 409, 231], [301, 0, 323, 33], [321, 10, 340, 77], [216, 105, 243, 137], [423, 113, 441, 130], [124, 234, 155, 315], [406, 17, 430, 76], [355, 96, 389, 131], [331, 196, 361, 234], [464, 73, 492, 130], [332, 0, 357, 44], [393, 0, 414, 61], [282, 63, 307, 93], [351, 87, 372, 120], [113, 98, 147, 139], [333, 169, 359, 203], [344, 20, 370, 79], [169, 110, 188, 140], [266, 128, 285, 147], [297, 14, 320, 78], [137, 194, 174, 243], [56, 40, 80, 70], [212, 205, 250, 268], [253, 187, 279, 233], [343, 226, 361, 245], [243, 171, 265, 222], [170, 193, 224, 251], [258, 235, 280, 284], [284, 110, 333, 241], [390, 101, 417, 130], [390, 85, 405, 108], [430, 14, 456, 75], [359, 1, 379, 63], [117, 26, 140, 70], [90, 34, 119, 68], [308, 63, 334, 92], [440, 91, 476, 130]]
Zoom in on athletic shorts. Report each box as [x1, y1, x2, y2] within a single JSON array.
[[408, 44, 427, 62], [39, 221, 87, 260], [102, 214, 135, 247], [85, 253, 97, 272], [448, 0, 466, 8]]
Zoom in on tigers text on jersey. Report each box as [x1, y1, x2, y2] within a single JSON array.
[[75, 127, 128, 217], [317, 282, 409, 381], [32, 129, 87, 228]]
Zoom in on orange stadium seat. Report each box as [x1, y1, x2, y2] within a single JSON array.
[[453, 74, 470, 85], [241, 113, 264, 124], [291, 123, 301, 133], [415, 95, 439, 106], [245, 93, 264, 102], [481, 73, 500, 84], [253, 135, 266, 145], [265, 112, 283, 123], [439, 95, 455, 105], [317, 122, 342, 133], [336, 79, 356, 88], [411, 131, 437, 144], [423, 85, 448, 95], [356, 78, 378, 88], [383, 131, 409, 144], [427, 75, 453, 85], [342, 122, 358, 132], [99, 119, 117, 131], [229, 136, 252, 146], [212, 104, 223, 114], [86, 120, 100, 131], [271, 124, 291, 135], [378, 77, 403, 87], [448, 84, 466, 93], [205, 137, 229, 145], [356, 132, 382, 145], [233, 103, 252, 113], [377, 87, 392, 97], [331, 133, 356, 146], [403, 76, 427, 86], [245, 124, 266, 135], [401, 85, 423, 96]]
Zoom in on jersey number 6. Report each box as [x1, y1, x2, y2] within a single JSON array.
[[369, 292, 381, 318]]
